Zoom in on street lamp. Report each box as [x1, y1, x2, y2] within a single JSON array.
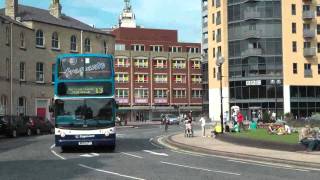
[[216, 56, 224, 133], [270, 79, 281, 121]]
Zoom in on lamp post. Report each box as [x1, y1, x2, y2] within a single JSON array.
[[270, 79, 281, 121], [216, 56, 224, 133]]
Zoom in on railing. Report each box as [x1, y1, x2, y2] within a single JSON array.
[[241, 48, 262, 57], [303, 47, 316, 57], [303, 10, 315, 19], [304, 69, 313, 77], [303, 29, 316, 38], [244, 10, 261, 19]]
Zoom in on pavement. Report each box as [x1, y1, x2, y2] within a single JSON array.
[[164, 130, 320, 168], [116, 120, 161, 128]]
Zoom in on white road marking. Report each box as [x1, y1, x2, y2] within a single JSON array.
[[228, 159, 310, 172], [149, 138, 164, 149], [171, 150, 205, 157], [50, 144, 55, 149], [51, 150, 66, 160], [143, 150, 169, 157], [79, 164, 145, 180], [80, 153, 100, 158], [121, 152, 144, 159], [160, 161, 241, 176]]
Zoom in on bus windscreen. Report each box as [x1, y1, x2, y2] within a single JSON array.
[[58, 57, 112, 80]]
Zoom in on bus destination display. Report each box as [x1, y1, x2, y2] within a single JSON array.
[[66, 86, 104, 95]]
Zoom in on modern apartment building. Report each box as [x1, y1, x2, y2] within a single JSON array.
[[0, 0, 115, 119], [202, 0, 209, 114], [109, 1, 202, 121], [206, 0, 320, 120]]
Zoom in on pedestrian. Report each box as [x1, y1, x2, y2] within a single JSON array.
[[164, 116, 169, 132], [136, 113, 139, 122], [237, 112, 244, 132], [199, 115, 206, 137]]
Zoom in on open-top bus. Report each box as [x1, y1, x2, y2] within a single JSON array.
[[54, 54, 116, 151]]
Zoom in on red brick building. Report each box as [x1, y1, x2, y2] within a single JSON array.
[[111, 27, 202, 121]]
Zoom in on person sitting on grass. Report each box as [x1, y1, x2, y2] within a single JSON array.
[[249, 120, 257, 131], [284, 123, 292, 135], [299, 125, 320, 151], [268, 123, 277, 134], [277, 126, 285, 135]]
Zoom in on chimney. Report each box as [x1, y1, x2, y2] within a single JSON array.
[[5, 0, 18, 19], [49, 0, 62, 18]]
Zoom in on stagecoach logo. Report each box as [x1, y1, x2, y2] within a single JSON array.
[[64, 62, 106, 78], [75, 135, 95, 139], [69, 58, 78, 66]]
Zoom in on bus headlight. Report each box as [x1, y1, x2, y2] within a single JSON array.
[[104, 131, 110, 137], [60, 132, 66, 138]]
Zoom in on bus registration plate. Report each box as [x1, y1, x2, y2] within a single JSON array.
[[79, 141, 93, 146]]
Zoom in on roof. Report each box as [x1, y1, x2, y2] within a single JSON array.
[[0, 14, 31, 29], [0, 5, 112, 35], [112, 27, 178, 42]]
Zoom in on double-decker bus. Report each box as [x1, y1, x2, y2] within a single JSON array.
[[53, 54, 116, 151]]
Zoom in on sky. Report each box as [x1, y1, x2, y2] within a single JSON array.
[[0, 0, 201, 43]]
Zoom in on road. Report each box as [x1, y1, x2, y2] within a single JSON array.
[[0, 124, 319, 180]]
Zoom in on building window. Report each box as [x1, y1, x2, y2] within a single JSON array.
[[36, 30, 44, 47], [212, 31, 215, 41], [317, 24, 320, 35], [18, 97, 26, 116], [116, 89, 129, 98], [6, 58, 10, 80], [213, 47, 216, 58], [115, 58, 130, 67], [191, 60, 201, 69], [0, 95, 8, 115], [304, 63, 312, 77], [134, 58, 148, 68], [154, 74, 168, 83], [216, 0, 220, 8], [115, 44, 126, 51], [115, 73, 129, 83], [318, 43, 320, 53], [318, 64, 320, 75], [134, 89, 149, 98], [135, 74, 148, 83], [51, 32, 59, 49], [292, 4, 296, 15], [173, 75, 186, 83], [131, 44, 145, 51], [20, 62, 25, 81], [52, 64, 55, 83], [292, 41, 297, 52], [191, 75, 202, 84], [84, 38, 91, 52], [103, 41, 108, 54], [150, 45, 163, 52], [292, 23, 296, 34], [70, 35, 77, 52], [154, 59, 167, 68], [172, 60, 186, 69], [192, 90, 202, 98], [154, 89, 168, 98], [217, 29, 221, 42], [212, 13, 215, 24], [36, 62, 44, 83], [20, 32, 25, 48], [213, 67, 216, 78], [293, 63, 297, 74], [173, 89, 186, 98], [169, 46, 182, 52], [5, 26, 10, 45], [187, 47, 200, 53], [317, 5, 320, 16], [216, 11, 221, 25]]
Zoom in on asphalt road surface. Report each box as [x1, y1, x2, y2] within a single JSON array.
[[0, 124, 320, 180]]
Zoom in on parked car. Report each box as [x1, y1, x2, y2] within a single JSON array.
[[0, 116, 32, 137], [165, 114, 180, 125], [27, 116, 54, 135]]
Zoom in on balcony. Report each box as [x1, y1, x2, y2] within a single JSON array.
[[241, 48, 262, 57], [304, 69, 313, 77], [244, 10, 261, 19], [202, 38, 208, 44], [303, 29, 316, 38], [303, 10, 315, 20], [203, 21, 208, 28], [243, 29, 262, 39], [303, 47, 316, 57]]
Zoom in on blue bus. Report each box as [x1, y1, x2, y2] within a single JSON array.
[[53, 54, 116, 151]]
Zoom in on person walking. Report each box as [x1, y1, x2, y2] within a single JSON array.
[[164, 116, 169, 132], [237, 112, 244, 132], [199, 115, 206, 137]]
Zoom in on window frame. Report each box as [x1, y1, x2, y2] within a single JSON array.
[[20, 62, 25, 81], [36, 30, 44, 47], [84, 38, 91, 53], [36, 62, 44, 83], [70, 35, 77, 52]]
